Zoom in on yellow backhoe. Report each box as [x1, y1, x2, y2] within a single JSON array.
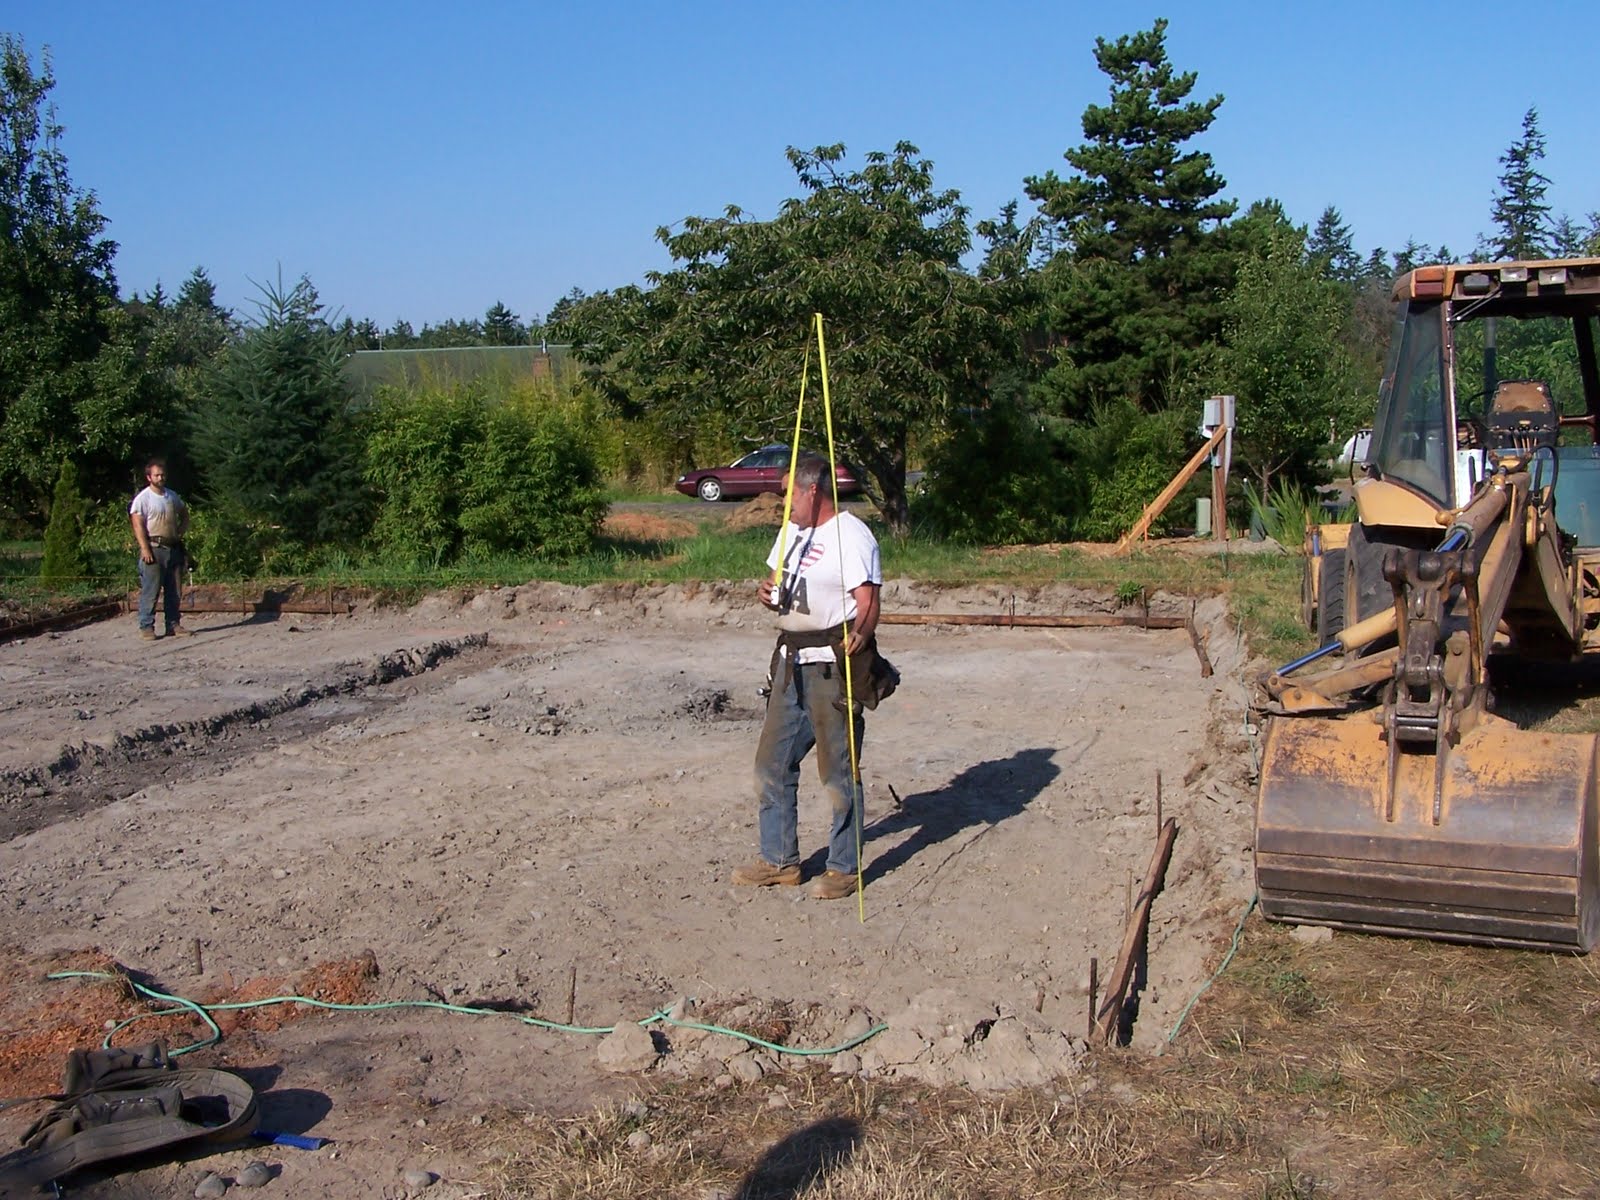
[[1258, 256, 1600, 951]]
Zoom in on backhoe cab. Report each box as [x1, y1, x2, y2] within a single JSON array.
[[1259, 257, 1600, 951]]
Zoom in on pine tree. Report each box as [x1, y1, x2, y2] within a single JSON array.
[[1486, 107, 1552, 261], [1306, 206, 1361, 283], [483, 301, 525, 346], [1024, 19, 1236, 414], [190, 275, 366, 548]]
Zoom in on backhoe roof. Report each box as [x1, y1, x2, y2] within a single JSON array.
[[1393, 256, 1600, 307]]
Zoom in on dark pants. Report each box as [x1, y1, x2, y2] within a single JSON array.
[[137, 545, 184, 632]]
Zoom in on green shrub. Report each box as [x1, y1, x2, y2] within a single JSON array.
[[459, 403, 608, 559], [184, 502, 279, 580], [1060, 400, 1192, 541], [364, 381, 608, 566], [39, 461, 88, 585], [918, 402, 1074, 545]]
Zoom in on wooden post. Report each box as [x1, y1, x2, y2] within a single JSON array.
[[1095, 818, 1179, 1045], [1116, 426, 1228, 551]]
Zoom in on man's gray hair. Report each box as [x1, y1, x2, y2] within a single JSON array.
[[792, 452, 830, 493]]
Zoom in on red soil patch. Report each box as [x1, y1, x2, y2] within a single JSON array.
[[0, 948, 379, 1101]]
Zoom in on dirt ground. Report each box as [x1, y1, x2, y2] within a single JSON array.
[[0, 578, 1257, 1197]]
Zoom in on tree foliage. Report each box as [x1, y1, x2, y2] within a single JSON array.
[[1212, 218, 1363, 497], [0, 35, 165, 517], [39, 458, 87, 584], [1025, 19, 1235, 415], [189, 275, 367, 550], [562, 142, 1020, 533], [1485, 107, 1552, 261]]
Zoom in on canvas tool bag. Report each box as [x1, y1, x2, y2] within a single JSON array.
[[0, 1042, 258, 1195]]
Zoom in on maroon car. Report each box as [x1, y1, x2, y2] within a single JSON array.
[[674, 445, 862, 502]]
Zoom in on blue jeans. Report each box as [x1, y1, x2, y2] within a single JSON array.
[[137, 545, 184, 631], [754, 658, 865, 874]]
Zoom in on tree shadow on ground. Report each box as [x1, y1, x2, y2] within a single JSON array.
[[734, 1115, 863, 1200], [852, 745, 1067, 886]]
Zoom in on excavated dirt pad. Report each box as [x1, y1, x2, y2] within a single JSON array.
[[0, 581, 1256, 1197]]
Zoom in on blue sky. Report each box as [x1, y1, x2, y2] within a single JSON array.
[[8, 1, 1597, 328]]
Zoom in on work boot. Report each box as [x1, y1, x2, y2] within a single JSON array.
[[810, 869, 858, 900], [139, 627, 157, 642], [167, 624, 194, 638], [731, 861, 802, 887]]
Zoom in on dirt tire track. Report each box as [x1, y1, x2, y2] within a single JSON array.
[[0, 634, 490, 841]]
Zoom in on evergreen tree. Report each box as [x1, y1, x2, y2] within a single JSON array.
[[1486, 107, 1552, 261], [39, 458, 87, 585], [383, 318, 416, 348], [1306, 206, 1361, 283], [483, 301, 524, 346], [1023, 19, 1236, 415], [545, 287, 588, 334], [190, 275, 366, 549]]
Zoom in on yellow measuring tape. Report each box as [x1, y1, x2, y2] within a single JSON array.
[[772, 314, 866, 920]]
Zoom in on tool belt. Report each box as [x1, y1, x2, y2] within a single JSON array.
[[767, 630, 900, 711], [148, 536, 183, 549]]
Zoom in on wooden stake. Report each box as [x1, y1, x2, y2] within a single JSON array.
[[193, 937, 204, 976], [1087, 958, 1098, 1041], [566, 963, 577, 1026]]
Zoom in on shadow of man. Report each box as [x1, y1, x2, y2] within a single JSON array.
[[734, 1115, 862, 1200], [857, 746, 1063, 886]]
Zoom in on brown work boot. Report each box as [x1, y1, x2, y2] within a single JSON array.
[[167, 624, 194, 638], [139, 627, 157, 641], [731, 861, 802, 887], [810, 869, 858, 900]]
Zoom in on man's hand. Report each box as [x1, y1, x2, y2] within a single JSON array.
[[140, 548, 155, 565], [759, 579, 780, 610], [846, 582, 881, 656]]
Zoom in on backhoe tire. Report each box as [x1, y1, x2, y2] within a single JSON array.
[[1315, 549, 1347, 644], [1343, 523, 1393, 631]]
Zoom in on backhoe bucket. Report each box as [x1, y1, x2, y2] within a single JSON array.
[[1256, 716, 1600, 951]]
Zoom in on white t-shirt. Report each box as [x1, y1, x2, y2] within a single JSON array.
[[129, 486, 187, 542], [766, 512, 881, 663]]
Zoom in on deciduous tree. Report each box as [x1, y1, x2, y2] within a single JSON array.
[[563, 143, 1019, 532], [0, 36, 162, 516]]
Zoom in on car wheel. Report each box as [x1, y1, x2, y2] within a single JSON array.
[[697, 478, 723, 502]]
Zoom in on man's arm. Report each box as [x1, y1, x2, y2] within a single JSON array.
[[846, 582, 880, 656], [131, 508, 154, 565]]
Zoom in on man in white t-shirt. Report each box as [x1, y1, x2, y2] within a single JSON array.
[[128, 458, 192, 641], [731, 453, 881, 900]]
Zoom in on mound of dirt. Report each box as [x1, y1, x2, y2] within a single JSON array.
[[723, 492, 786, 531]]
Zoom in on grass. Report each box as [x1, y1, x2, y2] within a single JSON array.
[[2, 519, 1318, 666]]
